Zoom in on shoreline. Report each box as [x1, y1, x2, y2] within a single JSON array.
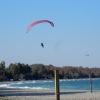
[[0, 88, 100, 100]]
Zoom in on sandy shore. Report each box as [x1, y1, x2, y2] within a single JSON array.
[[0, 88, 100, 100]]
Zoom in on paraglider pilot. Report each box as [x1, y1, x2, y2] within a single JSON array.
[[41, 43, 44, 48]]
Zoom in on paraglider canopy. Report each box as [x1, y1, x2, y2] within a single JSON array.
[[26, 20, 54, 33]]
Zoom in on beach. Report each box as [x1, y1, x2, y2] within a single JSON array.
[[0, 88, 100, 100]]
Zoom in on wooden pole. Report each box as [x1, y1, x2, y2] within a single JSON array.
[[54, 70, 60, 100], [89, 70, 92, 93]]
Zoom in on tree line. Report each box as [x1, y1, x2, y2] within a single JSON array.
[[0, 61, 100, 81]]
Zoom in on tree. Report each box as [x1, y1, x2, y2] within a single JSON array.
[[0, 61, 6, 81], [1, 61, 5, 66]]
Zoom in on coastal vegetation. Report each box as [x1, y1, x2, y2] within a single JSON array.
[[0, 61, 100, 81]]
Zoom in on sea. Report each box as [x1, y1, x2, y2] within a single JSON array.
[[0, 78, 100, 90]]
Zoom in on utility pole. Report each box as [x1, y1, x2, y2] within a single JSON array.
[[85, 54, 92, 93]]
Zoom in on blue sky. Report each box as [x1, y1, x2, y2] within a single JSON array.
[[0, 0, 100, 68]]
